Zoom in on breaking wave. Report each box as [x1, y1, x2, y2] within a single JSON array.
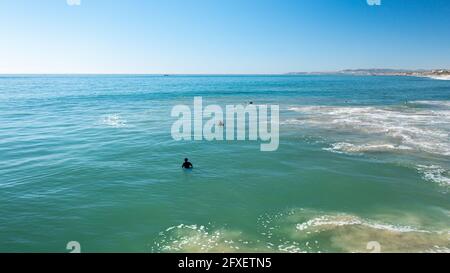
[[100, 114, 127, 128], [417, 165, 450, 187], [411, 100, 450, 107], [258, 209, 450, 253], [154, 209, 449, 253], [152, 224, 264, 253], [286, 101, 450, 189], [323, 142, 412, 154], [287, 102, 450, 156], [294, 214, 426, 233]]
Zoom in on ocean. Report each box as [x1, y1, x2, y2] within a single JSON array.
[[0, 75, 449, 253]]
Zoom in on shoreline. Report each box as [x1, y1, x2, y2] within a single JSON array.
[[424, 75, 450, 81], [287, 69, 450, 80]]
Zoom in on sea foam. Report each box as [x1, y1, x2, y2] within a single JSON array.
[[259, 208, 450, 253], [101, 114, 127, 127], [287, 102, 450, 156], [416, 165, 450, 187]]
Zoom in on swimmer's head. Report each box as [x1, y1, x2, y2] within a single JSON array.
[[184, 158, 188, 162]]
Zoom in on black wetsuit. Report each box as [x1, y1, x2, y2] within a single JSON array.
[[182, 162, 193, 169]]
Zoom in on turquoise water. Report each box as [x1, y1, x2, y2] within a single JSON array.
[[0, 75, 449, 253]]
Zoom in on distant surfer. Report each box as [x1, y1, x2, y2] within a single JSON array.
[[182, 158, 193, 169], [218, 120, 224, 127]]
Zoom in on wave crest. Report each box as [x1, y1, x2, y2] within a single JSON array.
[[287, 102, 450, 156], [101, 114, 127, 127], [259, 209, 450, 253], [417, 165, 450, 187]]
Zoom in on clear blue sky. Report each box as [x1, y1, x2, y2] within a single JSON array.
[[1, 0, 450, 74]]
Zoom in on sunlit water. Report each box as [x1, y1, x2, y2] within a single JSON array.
[[0, 75, 449, 253]]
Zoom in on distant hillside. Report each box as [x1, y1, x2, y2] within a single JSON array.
[[287, 69, 450, 78]]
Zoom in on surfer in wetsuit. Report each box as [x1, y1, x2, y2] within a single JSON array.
[[182, 158, 193, 169]]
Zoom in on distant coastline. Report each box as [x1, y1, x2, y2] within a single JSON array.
[[1, 70, 449, 80], [287, 69, 450, 80]]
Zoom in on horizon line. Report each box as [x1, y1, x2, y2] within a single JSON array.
[[0, 68, 448, 76]]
